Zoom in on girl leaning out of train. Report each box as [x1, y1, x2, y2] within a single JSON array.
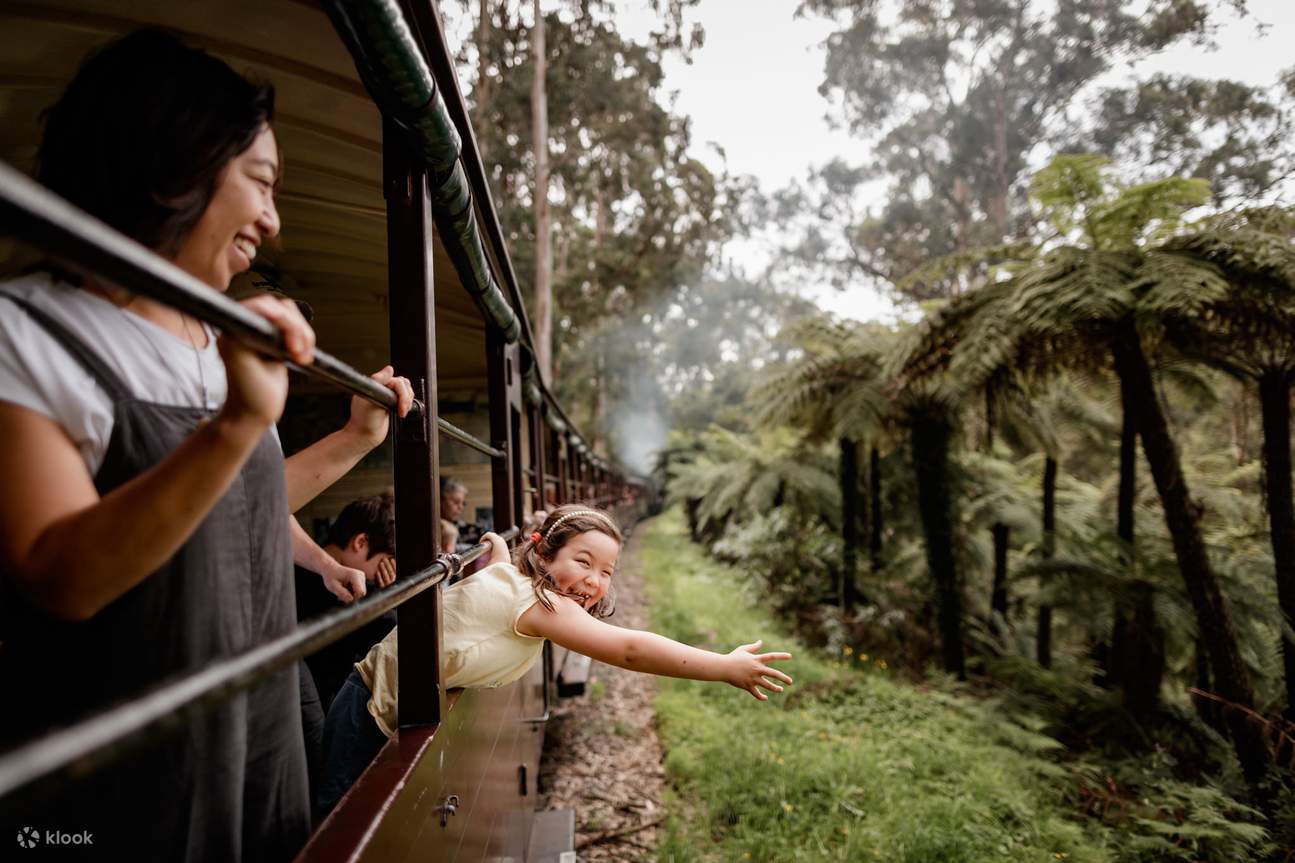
[[317, 503, 795, 813]]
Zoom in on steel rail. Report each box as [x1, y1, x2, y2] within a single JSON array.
[[0, 161, 510, 458], [0, 528, 518, 805], [0, 160, 398, 410], [437, 416, 504, 458]]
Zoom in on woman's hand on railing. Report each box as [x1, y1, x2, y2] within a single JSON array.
[[218, 295, 315, 429], [343, 366, 414, 449]]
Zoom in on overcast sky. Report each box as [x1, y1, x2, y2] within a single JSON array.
[[614, 0, 1295, 323]]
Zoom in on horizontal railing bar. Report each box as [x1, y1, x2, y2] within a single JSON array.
[[0, 160, 396, 412], [0, 528, 516, 806], [437, 416, 504, 458]]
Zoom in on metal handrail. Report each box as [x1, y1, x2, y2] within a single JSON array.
[[0, 528, 517, 805], [437, 417, 504, 458], [0, 160, 398, 412], [0, 160, 515, 462]]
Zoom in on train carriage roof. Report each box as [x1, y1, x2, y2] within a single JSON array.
[[0, 0, 536, 417]]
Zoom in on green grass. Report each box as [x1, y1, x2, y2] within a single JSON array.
[[641, 510, 1110, 863]]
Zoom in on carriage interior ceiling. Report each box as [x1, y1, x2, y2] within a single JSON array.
[[0, 0, 504, 532]]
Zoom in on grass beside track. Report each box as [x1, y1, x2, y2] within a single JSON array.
[[641, 510, 1107, 863]]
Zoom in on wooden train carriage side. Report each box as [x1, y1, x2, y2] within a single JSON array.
[[0, 1, 643, 860]]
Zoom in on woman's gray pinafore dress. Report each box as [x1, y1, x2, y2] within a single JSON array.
[[0, 297, 310, 861]]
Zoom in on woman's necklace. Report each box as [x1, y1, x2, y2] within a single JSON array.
[[116, 303, 211, 409], [178, 312, 211, 409]]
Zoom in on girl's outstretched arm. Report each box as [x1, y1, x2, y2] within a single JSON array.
[[517, 596, 793, 700]]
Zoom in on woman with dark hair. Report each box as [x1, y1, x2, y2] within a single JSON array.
[[0, 30, 410, 861]]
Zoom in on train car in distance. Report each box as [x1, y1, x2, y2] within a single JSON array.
[[0, 1, 641, 860]]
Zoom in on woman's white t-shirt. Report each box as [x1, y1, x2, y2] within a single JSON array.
[[0, 272, 227, 475]]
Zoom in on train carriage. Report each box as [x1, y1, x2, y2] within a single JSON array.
[[0, 1, 640, 859]]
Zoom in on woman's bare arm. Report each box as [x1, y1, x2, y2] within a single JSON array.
[[282, 366, 412, 511], [0, 294, 312, 620], [0, 402, 269, 620]]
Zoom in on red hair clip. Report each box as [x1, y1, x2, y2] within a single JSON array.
[[530, 531, 542, 543]]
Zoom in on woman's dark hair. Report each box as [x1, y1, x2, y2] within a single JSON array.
[[37, 29, 275, 255], [513, 504, 622, 619]]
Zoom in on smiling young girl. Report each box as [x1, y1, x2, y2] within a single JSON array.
[[317, 504, 794, 814]]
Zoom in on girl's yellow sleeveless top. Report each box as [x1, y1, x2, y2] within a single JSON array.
[[356, 561, 546, 737]]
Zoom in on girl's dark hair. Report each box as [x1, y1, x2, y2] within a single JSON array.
[[37, 29, 275, 256], [514, 504, 622, 619]]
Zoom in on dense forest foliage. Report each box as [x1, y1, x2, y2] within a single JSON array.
[[447, 1, 1295, 856]]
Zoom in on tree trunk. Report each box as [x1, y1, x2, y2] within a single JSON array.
[[475, 0, 492, 143], [1231, 379, 1251, 465], [840, 437, 861, 609], [990, 523, 1009, 625], [1037, 455, 1057, 668], [1258, 368, 1295, 721], [910, 411, 966, 678], [869, 445, 883, 574], [530, 0, 553, 383], [685, 497, 700, 543], [1117, 374, 1137, 549], [1193, 638, 1225, 733], [1106, 370, 1139, 690], [590, 339, 603, 453], [1122, 580, 1165, 720], [1110, 324, 1270, 786], [985, 384, 1009, 634]]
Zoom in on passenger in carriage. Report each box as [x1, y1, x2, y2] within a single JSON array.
[[295, 492, 399, 820], [0, 30, 411, 862], [297, 491, 399, 709], [440, 474, 482, 551], [316, 504, 795, 815]]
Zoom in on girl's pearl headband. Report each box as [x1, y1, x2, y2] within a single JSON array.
[[529, 510, 617, 544]]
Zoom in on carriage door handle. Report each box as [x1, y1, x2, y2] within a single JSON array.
[[437, 794, 460, 827]]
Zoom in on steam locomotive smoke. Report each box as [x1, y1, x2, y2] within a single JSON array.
[[592, 302, 671, 478], [611, 402, 667, 476]]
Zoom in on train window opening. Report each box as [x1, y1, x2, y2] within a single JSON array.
[[0, 2, 643, 859]]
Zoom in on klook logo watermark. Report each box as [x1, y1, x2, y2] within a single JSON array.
[[15, 827, 94, 849]]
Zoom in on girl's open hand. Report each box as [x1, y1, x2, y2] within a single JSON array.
[[724, 640, 793, 701]]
